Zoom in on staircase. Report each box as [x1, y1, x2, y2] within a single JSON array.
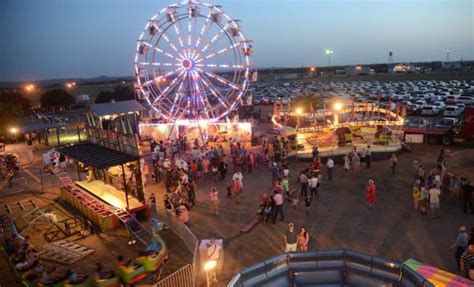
[[0, 169, 15, 190], [110, 207, 152, 246]]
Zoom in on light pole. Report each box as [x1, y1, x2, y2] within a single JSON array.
[[296, 107, 303, 128], [446, 49, 450, 62], [9, 127, 18, 143], [325, 49, 334, 67], [333, 102, 343, 126], [204, 260, 217, 287], [310, 66, 315, 79]]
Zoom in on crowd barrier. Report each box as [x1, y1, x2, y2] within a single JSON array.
[[228, 249, 434, 287], [156, 208, 199, 287]]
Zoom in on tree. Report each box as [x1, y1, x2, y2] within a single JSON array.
[[293, 92, 325, 112], [0, 90, 31, 132], [40, 89, 75, 110], [94, 85, 135, 103]]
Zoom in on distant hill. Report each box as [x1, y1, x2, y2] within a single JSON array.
[[0, 75, 134, 88]]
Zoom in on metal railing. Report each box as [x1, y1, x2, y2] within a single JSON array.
[[154, 264, 194, 287], [156, 208, 199, 287]]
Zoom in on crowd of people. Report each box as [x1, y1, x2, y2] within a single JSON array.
[[148, 135, 268, 227]]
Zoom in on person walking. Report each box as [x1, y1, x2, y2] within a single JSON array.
[[233, 177, 242, 204], [429, 184, 441, 218], [271, 162, 279, 186], [308, 174, 318, 197], [366, 145, 372, 168], [148, 194, 157, 218], [344, 154, 350, 175], [353, 153, 361, 175], [451, 226, 469, 271], [299, 170, 309, 197], [326, 157, 334, 181], [297, 226, 310, 251], [366, 179, 376, 209], [284, 223, 298, 252], [209, 187, 220, 215], [390, 153, 398, 175], [461, 178, 473, 214], [272, 190, 284, 223], [412, 180, 421, 211]]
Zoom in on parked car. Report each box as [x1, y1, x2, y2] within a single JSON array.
[[421, 105, 438, 116], [415, 100, 427, 109], [457, 96, 474, 106], [443, 105, 462, 117], [432, 101, 445, 112], [404, 118, 430, 128], [434, 117, 459, 130]]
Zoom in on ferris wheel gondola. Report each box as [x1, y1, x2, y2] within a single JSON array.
[[134, 0, 255, 122]]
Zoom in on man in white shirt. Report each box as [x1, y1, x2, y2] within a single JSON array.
[[308, 175, 318, 197], [272, 192, 284, 223], [206, 239, 221, 283], [429, 186, 441, 218], [326, 157, 334, 181]]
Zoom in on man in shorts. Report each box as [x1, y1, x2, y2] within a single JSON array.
[[284, 223, 298, 252], [429, 185, 441, 218]]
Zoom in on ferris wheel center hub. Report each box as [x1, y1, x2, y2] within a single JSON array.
[[181, 59, 194, 70]]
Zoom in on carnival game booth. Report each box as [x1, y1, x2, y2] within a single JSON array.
[[139, 120, 252, 147]]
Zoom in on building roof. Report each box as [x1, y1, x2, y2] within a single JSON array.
[[57, 142, 138, 169], [19, 123, 64, 133], [89, 100, 146, 117]]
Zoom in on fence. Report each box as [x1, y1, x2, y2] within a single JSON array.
[[156, 208, 199, 287], [154, 264, 194, 287]]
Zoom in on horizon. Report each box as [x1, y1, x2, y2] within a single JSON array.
[[1, 0, 472, 82]]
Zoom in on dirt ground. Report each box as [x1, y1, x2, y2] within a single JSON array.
[[2, 142, 474, 287]]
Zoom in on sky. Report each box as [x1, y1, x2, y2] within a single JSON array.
[[0, 0, 472, 82]]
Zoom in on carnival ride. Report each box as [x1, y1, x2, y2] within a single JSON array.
[[134, 0, 256, 144], [271, 101, 406, 158]]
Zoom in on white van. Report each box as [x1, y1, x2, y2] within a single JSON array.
[[421, 105, 438, 116]]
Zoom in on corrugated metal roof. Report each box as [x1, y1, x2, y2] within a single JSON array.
[[57, 142, 138, 169], [19, 123, 64, 133], [90, 100, 146, 117]]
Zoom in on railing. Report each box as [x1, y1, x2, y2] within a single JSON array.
[[156, 208, 199, 287], [86, 126, 141, 156], [154, 264, 194, 287]]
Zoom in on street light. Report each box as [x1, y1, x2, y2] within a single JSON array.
[[24, 84, 35, 92], [333, 102, 343, 125], [333, 102, 343, 111], [296, 107, 303, 128], [310, 66, 316, 79], [204, 260, 217, 287], [325, 49, 334, 67], [9, 127, 18, 143]]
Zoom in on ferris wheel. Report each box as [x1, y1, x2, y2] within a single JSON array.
[[134, 0, 255, 122]]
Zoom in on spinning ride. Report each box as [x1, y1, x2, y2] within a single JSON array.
[[134, 0, 255, 122]]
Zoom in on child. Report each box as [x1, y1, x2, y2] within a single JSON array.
[[292, 196, 299, 209], [305, 195, 311, 214], [412, 181, 421, 210], [233, 178, 241, 204]]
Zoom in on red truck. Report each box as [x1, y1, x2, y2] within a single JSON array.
[[403, 108, 474, 145]]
